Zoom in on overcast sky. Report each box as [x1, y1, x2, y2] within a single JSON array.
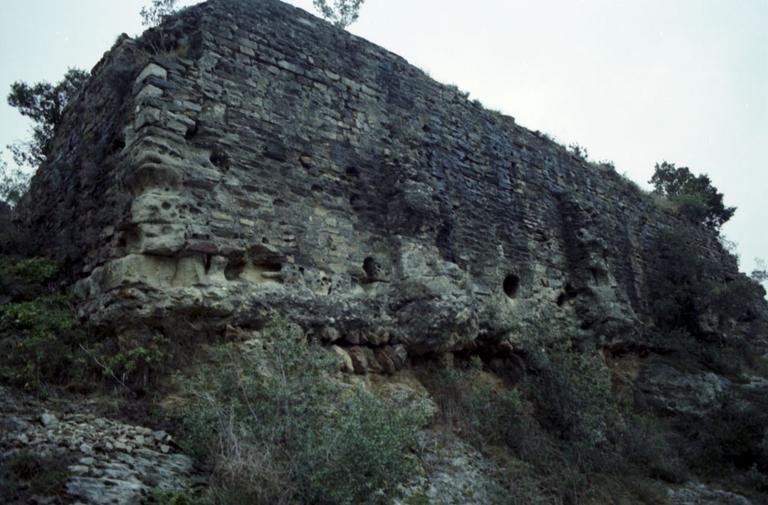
[[0, 0, 765, 277]]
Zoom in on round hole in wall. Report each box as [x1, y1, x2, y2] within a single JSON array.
[[503, 274, 520, 299]]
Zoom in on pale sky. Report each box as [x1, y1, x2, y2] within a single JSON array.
[[0, 0, 765, 278]]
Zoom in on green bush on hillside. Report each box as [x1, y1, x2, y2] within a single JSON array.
[[182, 319, 428, 505], [0, 256, 59, 284], [0, 294, 84, 390], [425, 356, 525, 449]]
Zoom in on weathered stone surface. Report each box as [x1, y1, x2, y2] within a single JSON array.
[[668, 483, 753, 505], [0, 386, 198, 505], [637, 362, 731, 417], [397, 429, 509, 505], [14, 0, 763, 363]]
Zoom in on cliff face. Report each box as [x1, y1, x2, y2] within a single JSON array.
[[19, 0, 745, 360]]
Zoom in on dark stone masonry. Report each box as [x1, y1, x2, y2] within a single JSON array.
[[17, 0, 738, 362]]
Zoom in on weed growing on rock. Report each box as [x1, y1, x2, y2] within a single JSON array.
[[153, 489, 203, 505]]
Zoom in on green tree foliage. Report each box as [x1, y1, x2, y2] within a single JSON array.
[[7, 68, 89, 168], [313, 0, 366, 28], [650, 226, 765, 339], [0, 158, 31, 206], [649, 162, 735, 231], [140, 0, 179, 27], [752, 258, 768, 283], [0, 294, 81, 390]]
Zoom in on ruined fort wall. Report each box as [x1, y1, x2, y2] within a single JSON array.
[[18, 0, 735, 354]]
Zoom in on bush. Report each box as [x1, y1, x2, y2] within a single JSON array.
[[423, 356, 525, 449], [181, 319, 428, 505], [152, 489, 203, 505], [620, 415, 687, 482], [0, 255, 188, 393], [0, 294, 85, 390], [528, 346, 617, 448], [89, 332, 176, 391], [0, 255, 58, 284], [0, 450, 71, 503], [0, 255, 59, 303], [695, 395, 768, 472], [649, 226, 765, 342]]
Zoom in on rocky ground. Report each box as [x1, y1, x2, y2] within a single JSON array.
[[0, 386, 200, 504]]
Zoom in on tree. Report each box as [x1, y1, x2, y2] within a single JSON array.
[[7, 68, 89, 168], [649, 161, 735, 231], [140, 0, 179, 27], [0, 158, 31, 207], [752, 259, 768, 284], [312, 0, 366, 28]]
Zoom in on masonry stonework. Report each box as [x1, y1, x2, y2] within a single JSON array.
[[18, 0, 738, 364]]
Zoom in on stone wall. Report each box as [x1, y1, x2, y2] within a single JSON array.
[[18, 0, 738, 358]]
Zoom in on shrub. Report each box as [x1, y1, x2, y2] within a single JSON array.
[[619, 415, 687, 482], [649, 225, 766, 339], [0, 294, 85, 390], [567, 143, 589, 161], [0, 255, 59, 305], [695, 395, 768, 472], [528, 346, 616, 448], [90, 332, 175, 391], [0, 255, 191, 393], [181, 319, 428, 505], [423, 356, 525, 449], [0, 255, 59, 284], [0, 451, 71, 502], [152, 489, 203, 505]]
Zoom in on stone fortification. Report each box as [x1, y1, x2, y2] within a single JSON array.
[[18, 0, 737, 363]]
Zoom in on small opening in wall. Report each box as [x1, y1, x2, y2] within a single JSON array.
[[109, 136, 126, 155], [257, 259, 283, 273], [225, 255, 245, 281], [210, 149, 230, 170], [503, 274, 520, 299], [363, 256, 377, 281], [184, 122, 198, 140]]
